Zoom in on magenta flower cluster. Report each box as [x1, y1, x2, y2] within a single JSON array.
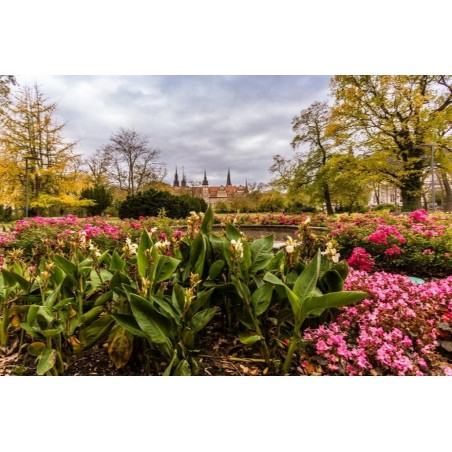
[[302, 270, 452, 376], [347, 247, 375, 272], [367, 225, 407, 245]]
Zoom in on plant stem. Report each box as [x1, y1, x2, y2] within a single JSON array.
[[281, 335, 299, 375]]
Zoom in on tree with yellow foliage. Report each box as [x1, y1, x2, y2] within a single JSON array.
[[330, 75, 452, 211], [0, 83, 91, 216]]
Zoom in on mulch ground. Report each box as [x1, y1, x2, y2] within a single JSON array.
[[0, 320, 294, 376]]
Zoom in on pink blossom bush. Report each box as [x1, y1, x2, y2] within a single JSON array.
[[302, 270, 452, 376], [347, 247, 375, 272]]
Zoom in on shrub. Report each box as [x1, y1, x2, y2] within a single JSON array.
[[372, 203, 398, 212], [80, 185, 113, 216], [179, 195, 208, 213], [118, 189, 190, 219]]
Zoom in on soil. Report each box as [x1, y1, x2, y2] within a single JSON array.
[[0, 320, 292, 377]]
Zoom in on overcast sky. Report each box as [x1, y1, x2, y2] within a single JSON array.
[[16, 75, 331, 187]]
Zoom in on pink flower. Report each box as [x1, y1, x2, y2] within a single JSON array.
[[384, 244, 402, 256]]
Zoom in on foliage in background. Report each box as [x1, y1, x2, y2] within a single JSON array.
[[118, 189, 190, 219]]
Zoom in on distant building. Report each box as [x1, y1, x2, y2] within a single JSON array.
[[172, 167, 249, 207]]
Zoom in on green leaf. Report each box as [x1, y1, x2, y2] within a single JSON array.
[[27, 305, 40, 325], [201, 206, 214, 234], [137, 228, 154, 278], [36, 307, 55, 330], [109, 251, 126, 272], [94, 290, 114, 307], [79, 315, 115, 349], [171, 283, 185, 314], [155, 256, 180, 283], [321, 269, 344, 292], [250, 283, 274, 316], [10, 271, 31, 292], [225, 223, 242, 241], [191, 307, 218, 333], [250, 235, 274, 274], [111, 314, 145, 337], [293, 250, 321, 303], [37, 347, 57, 375], [27, 341, 46, 357], [173, 359, 191, 376], [44, 282, 63, 309], [303, 291, 367, 317], [81, 306, 105, 325], [190, 287, 215, 314], [238, 331, 262, 345], [53, 255, 78, 279], [208, 260, 225, 280], [263, 272, 301, 321], [90, 269, 113, 287], [163, 350, 179, 376], [129, 293, 174, 345], [1, 269, 17, 287]]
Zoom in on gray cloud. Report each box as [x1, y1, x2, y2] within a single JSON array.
[[16, 75, 331, 186]]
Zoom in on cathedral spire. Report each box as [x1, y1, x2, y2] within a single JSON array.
[[226, 168, 232, 186], [202, 169, 209, 186], [181, 166, 187, 187], [173, 166, 180, 187]]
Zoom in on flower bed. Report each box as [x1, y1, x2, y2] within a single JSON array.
[[302, 270, 452, 376]]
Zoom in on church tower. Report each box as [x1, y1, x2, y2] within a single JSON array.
[[202, 169, 209, 203], [173, 167, 180, 187], [226, 168, 232, 186], [181, 167, 187, 187]]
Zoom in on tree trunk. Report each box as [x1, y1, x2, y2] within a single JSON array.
[[400, 173, 423, 212], [322, 182, 334, 215], [441, 172, 452, 212]]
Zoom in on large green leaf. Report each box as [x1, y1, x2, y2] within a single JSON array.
[[190, 287, 215, 314], [263, 272, 301, 321], [137, 228, 154, 278], [201, 206, 214, 234], [225, 223, 242, 241], [302, 291, 368, 318], [155, 256, 180, 283], [250, 283, 274, 316], [79, 315, 115, 349], [293, 250, 321, 303], [208, 260, 225, 280], [111, 314, 145, 337], [191, 307, 218, 333], [37, 347, 57, 375], [53, 255, 78, 280], [250, 235, 274, 274], [129, 293, 174, 345]]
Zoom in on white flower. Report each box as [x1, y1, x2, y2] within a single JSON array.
[[150, 227, 158, 233], [155, 240, 171, 250], [124, 237, 138, 255], [321, 241, 340, 263], [230, 239, 244, 259], [284, 236, 300, 253], [303, 216, 311, 225]]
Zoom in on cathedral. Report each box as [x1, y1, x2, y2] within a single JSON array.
[[172, 168, 249, 207]]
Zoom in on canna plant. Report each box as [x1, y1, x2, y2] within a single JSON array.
[[264, 249, 367, 374]]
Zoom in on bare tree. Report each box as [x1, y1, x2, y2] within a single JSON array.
[[100, 128, 166, 195]]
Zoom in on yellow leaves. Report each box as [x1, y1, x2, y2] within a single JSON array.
[[108, 327, 134, 369]]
